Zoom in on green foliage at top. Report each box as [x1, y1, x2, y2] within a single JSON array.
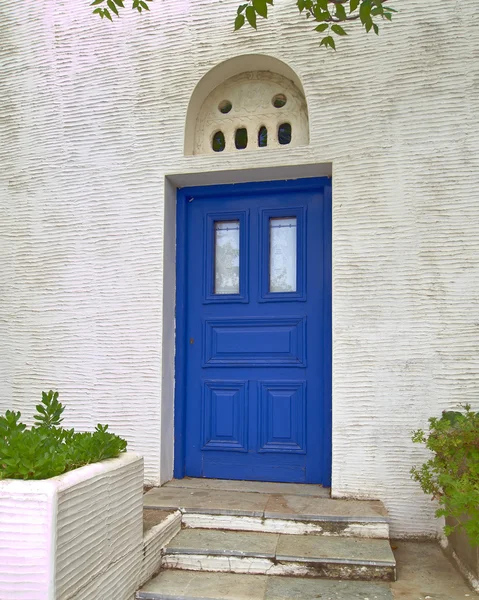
[[89, 0, 397, 50], [235, 0, 397, 49], [0, 391, 127, 481], [411, 405, 479, 547], [90, 0, 152, 21]]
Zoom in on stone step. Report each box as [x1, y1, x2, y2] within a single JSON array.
[[136, 569, 394, 599], [143, 481, 389, 538], [160, 528, 396, 582]]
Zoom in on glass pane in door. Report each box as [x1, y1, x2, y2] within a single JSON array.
[[269, 217, 297, 293], [215, 220, 240, 294]]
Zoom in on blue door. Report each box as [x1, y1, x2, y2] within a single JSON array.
[[175, 178, 331, 485]]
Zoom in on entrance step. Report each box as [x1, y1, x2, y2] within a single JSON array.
[[137, 569, 394, 599], [143, 480, 389, 538], [161, 529, 396, 582]]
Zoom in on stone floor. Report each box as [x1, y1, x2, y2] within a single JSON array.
[[145, 478, 388, 521], [390, 540, 478, 599], [139, 540, 478, 599], [139, 479, 478, 599]]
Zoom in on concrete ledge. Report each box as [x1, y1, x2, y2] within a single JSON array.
[[141, 511, 182, 586]]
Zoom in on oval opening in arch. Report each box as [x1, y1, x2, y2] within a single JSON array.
[[212, 131, 226, 152], [278, 123, 292, 145], [218, 100, 232, 114], [258, 126, 268, 148], [235, 128, 248, 150]]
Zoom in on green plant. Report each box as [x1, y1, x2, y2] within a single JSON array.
[[235, 1, 397, 49], [411, 405, 479, 547], [91, 0, 152, 21], [0, 391, 127, 480], [89, 0, 398, 51]]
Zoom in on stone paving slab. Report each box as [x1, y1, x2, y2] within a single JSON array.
[[144, 487, 269, 517], [138, 570, 268, 600], [165, 478, 330, 498], [265, 576, 393, 599], [264, 494, 388, 522], [164, 528, 395, 567], [276, 534, 395, 565], [167, 529, 279, 558], [144, 486, 388, 522], [137, 570, 393, 600]]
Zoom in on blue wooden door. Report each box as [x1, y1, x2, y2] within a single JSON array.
[[176, 178, 331, 485]]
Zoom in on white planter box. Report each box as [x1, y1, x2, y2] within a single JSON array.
[[0, 452, 144, 600]]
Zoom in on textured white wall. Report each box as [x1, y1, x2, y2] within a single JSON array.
[[0, 0, 478, 536]]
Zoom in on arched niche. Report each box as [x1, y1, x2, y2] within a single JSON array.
[[184, 55, 310, 156]]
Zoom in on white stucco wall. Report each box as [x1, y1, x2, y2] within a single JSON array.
[[0, 0, 478, 537]]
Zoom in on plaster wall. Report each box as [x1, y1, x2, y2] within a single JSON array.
[[0, 0, 478, 537]]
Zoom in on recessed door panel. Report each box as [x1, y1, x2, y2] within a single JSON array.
[[177, 178, 331, 485], [203, 317, 306, 366]]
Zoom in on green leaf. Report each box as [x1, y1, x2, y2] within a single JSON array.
[[139, 1, 150, 10], [234, 13, 245, 30], [320, 35, 336, 50], [373, 23, 379, 34], [90, 0, 105, 5], [246, 6, 257, 29], [253, 0, 268, 18], [103, 8, 113, 20], [237, 3, 248, 15], [350, 0, 360, 12], [313, 5, 331, 21], [331, 24, 347, 36], [113, 0, 125, 6], [315, 23, 329, 32], [335, 3, 347, 21], [359, 0, 372, 24], [107, 0, 118, 15]]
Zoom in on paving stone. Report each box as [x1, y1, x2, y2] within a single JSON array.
[[265, 576, 393, 599], [144, 486, 387, 524], [166, 529, 279, 558], [144, 487, 269, 517], [264, 494, 388, 522], [276, 534, 395, 565], [165, 478, 330, 498], [136, 570, 393, 600], [137, 570, 268, 599]]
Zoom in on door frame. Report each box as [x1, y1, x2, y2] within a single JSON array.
[[174, 177, 332, 484]]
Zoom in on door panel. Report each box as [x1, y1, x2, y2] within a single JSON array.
[[176, 178, 331, 485]]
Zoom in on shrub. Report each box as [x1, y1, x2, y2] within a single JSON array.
[[0, 391, 127, 480], [411, 405, 479, 547]]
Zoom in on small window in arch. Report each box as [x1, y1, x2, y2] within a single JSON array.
[[191, 70, 309, 155], [212, 131, 225, 152], [258, 126, 268, 148], [278, 123, 292, 145], [218, 100, 232, 114], [272, 94, 287, 108], [235, 128, 248, 150]]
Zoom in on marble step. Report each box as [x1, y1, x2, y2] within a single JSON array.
[[136, 569, 394, 599], [143, 481, 389, 538], [160, 528, 396, 582]]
